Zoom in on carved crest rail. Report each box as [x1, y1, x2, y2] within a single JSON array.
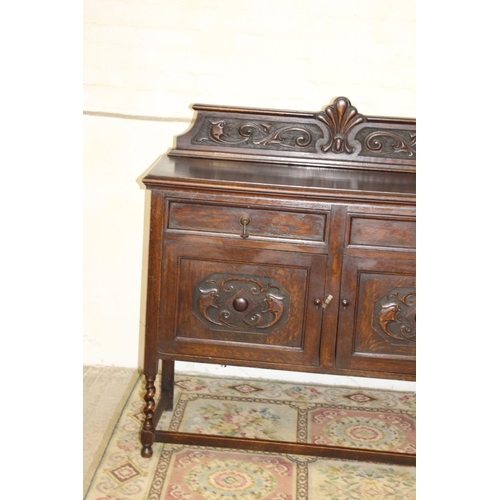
[[170, 97, 416, 172]]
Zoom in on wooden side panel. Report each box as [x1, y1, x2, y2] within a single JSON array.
[[142, 191, 165, 375]]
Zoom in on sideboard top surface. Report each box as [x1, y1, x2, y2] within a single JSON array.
[[143, 155, 415, 203]]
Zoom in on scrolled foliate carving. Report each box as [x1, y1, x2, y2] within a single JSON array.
[[373, 287, 416, 345], [175, 97, 416, 170], [366, 131, 416, 157], [194, 119, 317, 150], [240, 123, 313, 147], [193, 274, 289, 333], [355, 128, 416, 159]]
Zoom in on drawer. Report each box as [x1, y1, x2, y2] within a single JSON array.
[[167, 201, 327, 243], [347, 213, 415, 250]]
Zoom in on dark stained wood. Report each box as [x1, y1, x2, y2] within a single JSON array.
[[154, 431, 416, 466], [336, 255, 416, 375], [169, 97, 416, 172], [140, 375, 156, 458], [167, 200, 328, 243], [158, 240, 326, 367], [161, 359, 175, 411], [144, 156, 416, 203], [139, 97, 416, 464], [347, 213, 416, 250]]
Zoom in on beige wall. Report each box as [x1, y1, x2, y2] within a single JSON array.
[[84, 0, 415, 118], [83, 0, 416, 390]]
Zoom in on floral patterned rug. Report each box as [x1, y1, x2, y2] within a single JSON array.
[[85, 374, 416, 499]]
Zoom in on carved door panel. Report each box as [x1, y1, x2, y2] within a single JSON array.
[[336, 255, 416, 377], [158, 240, 327, 367]]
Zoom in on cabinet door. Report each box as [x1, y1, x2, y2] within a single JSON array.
[[158, 240, 327, 368], [336, 255, 416, 377]]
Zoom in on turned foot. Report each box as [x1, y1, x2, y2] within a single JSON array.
[[141, 444, 153, 458]]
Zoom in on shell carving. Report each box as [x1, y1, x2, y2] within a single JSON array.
[[317, 97, 365, 154]]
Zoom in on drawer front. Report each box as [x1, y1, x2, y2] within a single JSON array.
[[167, 201, 327, 243], [159, 241, 326, 367], [347, 214, 415, 250]]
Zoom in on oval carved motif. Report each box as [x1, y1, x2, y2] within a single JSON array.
[[193, 274, 290, 333]]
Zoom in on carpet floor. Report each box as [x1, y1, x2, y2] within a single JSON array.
[[84, 373, 416, 499]]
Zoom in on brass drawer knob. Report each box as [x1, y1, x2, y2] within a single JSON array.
[[239, 215, 251, 238]]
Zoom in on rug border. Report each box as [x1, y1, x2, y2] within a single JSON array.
[[84, 370, 141, 498]]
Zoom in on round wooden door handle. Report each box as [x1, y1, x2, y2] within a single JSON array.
[[233, 297, 249, 312]]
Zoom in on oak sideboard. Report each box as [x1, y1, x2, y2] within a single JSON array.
[[139, 97, 416, 465]]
